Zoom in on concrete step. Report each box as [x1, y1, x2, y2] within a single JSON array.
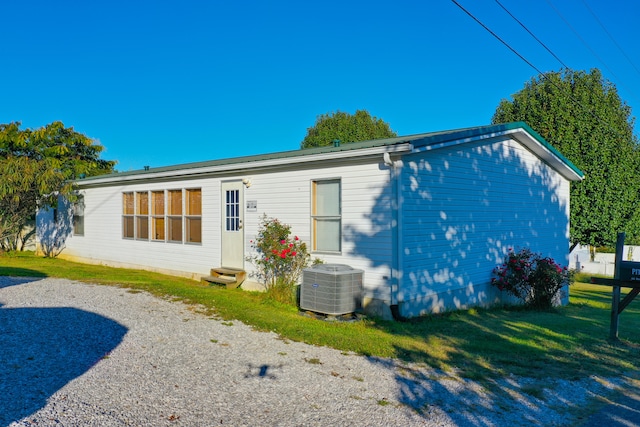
[[201, 267, 246, 289]]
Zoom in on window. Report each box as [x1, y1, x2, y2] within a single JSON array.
[[136, 191, 149, 240], [185, 188, 202, 243], [123, 192, 134, 239], [311, 179, 341, 252], [122, 188, 201, 244], [225, 189, 240, 231], [167, 189, 183, 242], [151, 191, 165, 241], [73, 195, 85, 236]]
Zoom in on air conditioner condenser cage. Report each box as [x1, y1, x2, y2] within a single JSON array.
[[300, 264, 364, 316]]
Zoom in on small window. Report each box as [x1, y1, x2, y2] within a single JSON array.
[[136, 191, 149, 240], [185, 188, 202, 243], [225, 189, 240, 231], [311, 179, 341, 252], [167, 190, 182, 242], [73, 195, 85, 236], [151, 190, 165, 241], [123, 192, 134, 239]]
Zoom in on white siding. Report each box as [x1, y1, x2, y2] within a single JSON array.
[[398, 136, 571, 316], [36, 131, 576, 319], [49, 159, 394, 301], [58, 178, 221, 278], [242, 160, 393, 300]]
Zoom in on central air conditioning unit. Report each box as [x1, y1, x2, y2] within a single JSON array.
[[300, 264, 364, 316]]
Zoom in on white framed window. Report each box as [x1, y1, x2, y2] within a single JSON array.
[[151, 190, 165, 241], [225, 188, 240, 232], [311, 179, 341, 252], [122, 188, 201, 244], [136, 191, 149, 240], [185, 188, 202, 243], [123, 192, 134, 239], [73, 195, 85, 236], [167, 189, 183, 243]]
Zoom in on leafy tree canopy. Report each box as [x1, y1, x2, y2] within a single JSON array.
[[300, 109, 397, 149], [492, 68, 639, 248], [0, 121, 115, 249]]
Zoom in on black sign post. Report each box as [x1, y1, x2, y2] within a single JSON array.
[[591, 232, 640, 340]]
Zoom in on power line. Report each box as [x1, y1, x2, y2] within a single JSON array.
[[449, 0, 546, 76], [449, 0, 630, 142], [544, 0, 636, 99], [494, 0, 570, 69], [580, 0, 640, 77]]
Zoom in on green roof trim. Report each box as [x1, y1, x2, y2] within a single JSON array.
[[494, 121, 584, 179], [397, 121, 584, 179], [78, 121, 584, 182]]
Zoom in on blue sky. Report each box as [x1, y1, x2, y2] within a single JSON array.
[[3, 0, 639, 172]]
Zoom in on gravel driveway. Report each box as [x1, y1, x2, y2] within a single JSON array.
[[0, 277, 632, 426]]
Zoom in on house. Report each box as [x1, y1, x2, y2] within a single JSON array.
[[36, 122, 584, 319]]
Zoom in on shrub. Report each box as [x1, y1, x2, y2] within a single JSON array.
[[247, 215, 310, 304], [491, 248, 572, 309]]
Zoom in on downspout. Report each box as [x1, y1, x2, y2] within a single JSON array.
[[383, 152, 404, 321]]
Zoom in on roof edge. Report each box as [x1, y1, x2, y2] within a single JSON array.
[[505, 122, 584, 179], [76, 122, 584, 185]]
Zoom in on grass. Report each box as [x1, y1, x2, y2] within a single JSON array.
[[1, 251, 639, 382]]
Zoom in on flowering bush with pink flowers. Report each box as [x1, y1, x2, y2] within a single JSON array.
[[491, 248, 572, 309], [247, 215, 310, 303]]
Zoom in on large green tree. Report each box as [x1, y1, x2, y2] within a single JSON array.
[[0, 121, 115, 250], [492, 68, 640, 248], [300, 109, 397, 149]]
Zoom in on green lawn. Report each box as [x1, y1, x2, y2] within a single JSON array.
[[1, 251, 638, 382]]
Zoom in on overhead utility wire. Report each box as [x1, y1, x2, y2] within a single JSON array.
[[449, 0, 628, 141], [494, 0, 569, 69], [544, 0, 635, 99], [580, 0, 640, 77], [449, 0, 545, 76]]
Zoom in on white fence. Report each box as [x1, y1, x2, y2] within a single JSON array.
[[569, 244, 640, 276]]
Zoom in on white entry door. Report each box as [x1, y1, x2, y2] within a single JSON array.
[[221, 181, 244, 268]]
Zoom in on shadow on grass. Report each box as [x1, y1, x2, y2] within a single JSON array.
[[0, 303, 127, 425], [363, 287, 640, 424]]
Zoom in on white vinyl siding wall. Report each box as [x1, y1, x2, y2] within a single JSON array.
[[398, 136, 571, 316], [241, 160, 393, 301], [58, 179, 220, 278], [58, 159, 394, 301], [36, 127, 577, 318]]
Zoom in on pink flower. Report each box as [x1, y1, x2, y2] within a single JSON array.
[[291, 251, 297, 256], [280, 239, 286, 244], [294, 236, 299, 241]]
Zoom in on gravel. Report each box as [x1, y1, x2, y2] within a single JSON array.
[[0, 276, 631, 426]]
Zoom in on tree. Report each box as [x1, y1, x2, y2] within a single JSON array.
[[0, 121, 115, 250], [492, 68, 640, 248], [300, 109, 397, 149]]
